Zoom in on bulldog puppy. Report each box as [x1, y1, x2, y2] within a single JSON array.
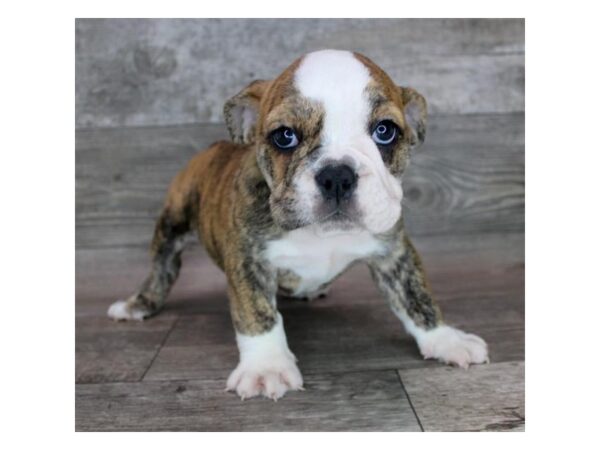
[[108, 49, 489, 400]]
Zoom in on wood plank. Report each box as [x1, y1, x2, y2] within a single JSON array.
[[75, 370, 421, 431], [76, 316, 177, 383], [399, 361, 525, 431], [76, 19, 524, 128], [142, 296, 522, 381], [403, 114, 524, 237], [76, 114, 524, 248]]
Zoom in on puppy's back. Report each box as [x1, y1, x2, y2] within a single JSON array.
[[159, 140, 254, 266]]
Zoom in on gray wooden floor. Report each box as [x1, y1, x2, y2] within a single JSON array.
[[75, 113, 524, 431]]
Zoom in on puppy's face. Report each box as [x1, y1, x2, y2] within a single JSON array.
[[224, 50, 427, 234]]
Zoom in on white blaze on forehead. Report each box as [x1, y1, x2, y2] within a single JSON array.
[[294, 50, 371, 146]]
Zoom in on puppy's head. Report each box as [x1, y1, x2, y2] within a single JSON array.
[[224, 49, 427, 234]]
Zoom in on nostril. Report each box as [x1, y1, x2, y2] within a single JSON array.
[[339, 169, 357, 191], [340, 176, 355, 191], [324, 179, 333, 191]]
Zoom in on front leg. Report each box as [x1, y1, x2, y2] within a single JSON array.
[[368, 234, 489, 368], [224, 250, 303, 400]]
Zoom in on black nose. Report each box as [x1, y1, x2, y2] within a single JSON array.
[[315, 164, 358, 203]]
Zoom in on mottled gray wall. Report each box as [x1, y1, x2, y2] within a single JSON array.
[[76, 18, 524, 128]]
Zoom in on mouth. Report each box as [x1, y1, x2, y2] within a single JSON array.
[[314, 206, 362, 232], [320, 208, 352, 222]]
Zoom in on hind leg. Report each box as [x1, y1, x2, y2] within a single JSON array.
[[107, 208, 192, 321]]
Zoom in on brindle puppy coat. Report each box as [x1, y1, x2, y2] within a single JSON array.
[[109, 50, 489, 400]]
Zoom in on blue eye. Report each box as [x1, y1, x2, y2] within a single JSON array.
[[270, 127, 300, 150], [372, 120, 400, 146]]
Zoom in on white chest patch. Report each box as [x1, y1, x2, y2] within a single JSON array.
[[265, 226, 385, 296]]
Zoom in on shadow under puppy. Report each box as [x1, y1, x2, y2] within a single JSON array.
[[108, 49, 489, 400]]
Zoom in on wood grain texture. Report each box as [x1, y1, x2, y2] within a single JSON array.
[[142, 300, 522, 382], [76, 18, 524, 128], [75, 113, 524, 248], [403, 114, 524, 236], [76, 370, 421, 431], [76, 315, 177, 383], [399, 361, 525, 431]]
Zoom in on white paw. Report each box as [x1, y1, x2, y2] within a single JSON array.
[[107, 300, 147, 321], [227, 313, 303, 400], [416, 325, 489, 369], [226, 351, 304, 401]]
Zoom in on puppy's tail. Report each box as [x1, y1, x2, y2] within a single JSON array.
[[151, 162, 201, 258]]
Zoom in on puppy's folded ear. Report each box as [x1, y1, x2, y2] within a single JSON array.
[[399, 87, 427, 148], [223, 79, 272, 144]]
